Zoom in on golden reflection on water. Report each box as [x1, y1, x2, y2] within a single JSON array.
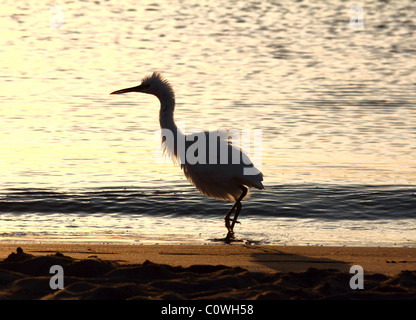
[[1, 0, 415, 188]]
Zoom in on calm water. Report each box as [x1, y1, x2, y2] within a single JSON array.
[[0, 0, 415, 246]]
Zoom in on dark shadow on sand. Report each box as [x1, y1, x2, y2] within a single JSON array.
[[245, 246, 350, 273]]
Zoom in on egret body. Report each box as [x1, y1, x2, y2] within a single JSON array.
[[111, 72, 264, 240]]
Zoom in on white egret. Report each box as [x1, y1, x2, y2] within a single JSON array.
[[110, 72, 264, 241]]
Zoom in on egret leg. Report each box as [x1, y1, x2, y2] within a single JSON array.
[[224, 186, 248, 239], [224, 203, 237, 233], [230, 202, 242, 231]]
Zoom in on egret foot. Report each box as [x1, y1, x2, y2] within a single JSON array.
[[225, 230, 235, 242]]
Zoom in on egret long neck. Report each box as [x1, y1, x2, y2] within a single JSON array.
[[158, 95, 177, 132], [158, 94, 185, 163]]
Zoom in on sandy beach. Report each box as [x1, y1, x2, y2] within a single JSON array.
[[0, 243, 415, 300]]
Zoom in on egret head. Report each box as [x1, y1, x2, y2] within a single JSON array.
[[110, 72, 174, 100]]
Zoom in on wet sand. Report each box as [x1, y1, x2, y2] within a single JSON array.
[[0, 244, 415, 299]]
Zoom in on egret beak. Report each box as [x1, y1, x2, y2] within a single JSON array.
[[110, 85, 143, 95]]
